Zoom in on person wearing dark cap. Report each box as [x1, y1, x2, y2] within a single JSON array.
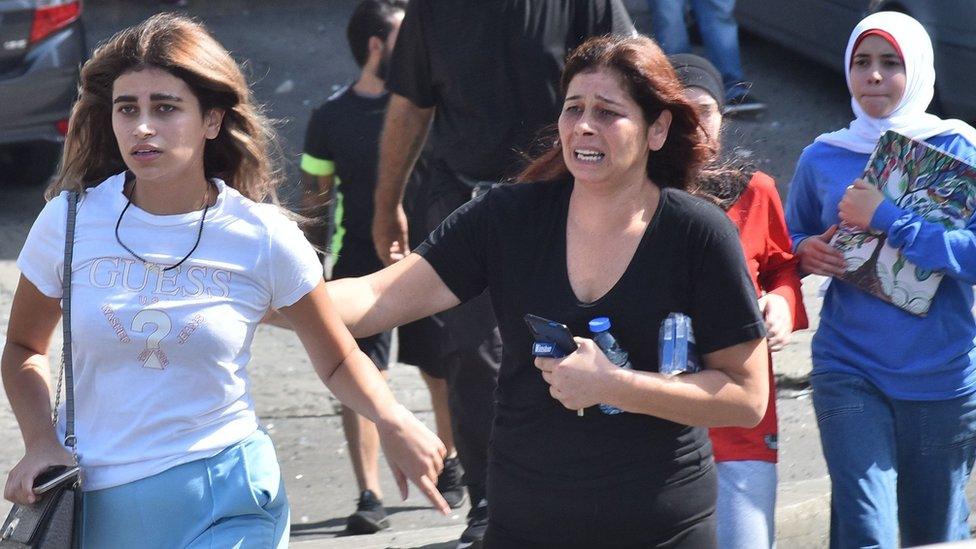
[[672, 53, 808, 549], [650, 1, 765, 114], [670, 53, 726, 117]]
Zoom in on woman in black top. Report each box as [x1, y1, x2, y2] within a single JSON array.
[[327, 35, 767, 548]]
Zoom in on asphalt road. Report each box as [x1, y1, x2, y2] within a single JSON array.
[[0, 0, 876, 546]]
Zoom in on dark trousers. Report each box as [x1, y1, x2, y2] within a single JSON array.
[[441, 294, 501, 497], [421, 169, 503, 500]]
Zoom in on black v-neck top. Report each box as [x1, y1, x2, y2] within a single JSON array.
[[415, 179, 765, 542]]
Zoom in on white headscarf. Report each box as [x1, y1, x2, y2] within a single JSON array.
[[815, 11, 976, 154]]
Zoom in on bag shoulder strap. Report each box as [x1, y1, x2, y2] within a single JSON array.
[[61, 191, 78, 451]]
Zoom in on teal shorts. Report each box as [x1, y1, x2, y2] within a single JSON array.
[[80, 430, 288, 548]]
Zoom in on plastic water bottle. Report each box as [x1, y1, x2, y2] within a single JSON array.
[[589, 317, 632, 415]]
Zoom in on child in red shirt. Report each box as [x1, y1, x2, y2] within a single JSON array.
[[671, 53, 809, 548]]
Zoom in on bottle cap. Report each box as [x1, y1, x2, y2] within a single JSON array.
[[588, 317, 611, 333]]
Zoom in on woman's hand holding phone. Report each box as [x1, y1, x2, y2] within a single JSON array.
[[525, 314, 586, 414], [32, 465, 80, 495], [524, 314, 577, 357], [4, 439, 75, 506], [535, 338, 618, 413]]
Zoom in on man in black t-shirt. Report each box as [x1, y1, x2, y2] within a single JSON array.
[[370, 2, 635, 547], [300, 0, 463, 535]]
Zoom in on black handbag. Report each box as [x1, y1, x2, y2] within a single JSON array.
[[1, 191, 83, 548]]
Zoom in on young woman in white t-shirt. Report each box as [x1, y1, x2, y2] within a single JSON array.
[[1, 13, 448, 547]]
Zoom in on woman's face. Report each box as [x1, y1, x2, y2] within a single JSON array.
[[849, 35, 907, 119], [558, 68, 670, 188], [112, 67, 222, 186]]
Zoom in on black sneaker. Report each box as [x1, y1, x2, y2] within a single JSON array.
[[346, 489, 390, 535], [457, 498, 488, 549], [723, 92, 767, 115], [437, 456, 466, 509]]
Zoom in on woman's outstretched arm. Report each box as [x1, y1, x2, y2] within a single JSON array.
[[277, 279, 451, 513], [325, 253, 461, 338]]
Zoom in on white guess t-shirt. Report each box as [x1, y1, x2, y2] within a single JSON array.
[[17, 173, 323, 490]]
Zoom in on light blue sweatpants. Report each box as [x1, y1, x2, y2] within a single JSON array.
[[80, 430, 289, 548]]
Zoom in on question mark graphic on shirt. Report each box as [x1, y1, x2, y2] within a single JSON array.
[[132, 309, 172, 370]]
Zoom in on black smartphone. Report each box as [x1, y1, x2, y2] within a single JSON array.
[[524, 314, 578, 357], [32, 465, 79, 495]]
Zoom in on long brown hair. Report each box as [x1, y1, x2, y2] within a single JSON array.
[[518, 35, 709, 189], [694, 161, 754, 210], [48, 13, 282, 203]]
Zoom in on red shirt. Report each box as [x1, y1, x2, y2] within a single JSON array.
[[709, 172, 809, 463]]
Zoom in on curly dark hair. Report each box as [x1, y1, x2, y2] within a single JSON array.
[[518, 35, 710, 189]]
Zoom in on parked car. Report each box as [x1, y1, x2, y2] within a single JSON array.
[[0, 0, 86, 186], [735, 0, 976, 122]]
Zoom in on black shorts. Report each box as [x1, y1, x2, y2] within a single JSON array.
[[355, 331, 391, 371], [332, 244, 390, 371], [398, 316, 445, 378], [331, 240, 383, 280], [399, 174, 448, 379]]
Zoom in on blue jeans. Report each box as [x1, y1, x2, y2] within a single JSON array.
[[716, 460, 776, 549], [647, 0, 745, 98], [80, 430, 289, 548], [811, 371, 976, 548]]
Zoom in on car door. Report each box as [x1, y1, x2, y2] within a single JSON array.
[[0, 1, 32, 75], [736, 0, 868, 68], [888, 0, 976, 121]]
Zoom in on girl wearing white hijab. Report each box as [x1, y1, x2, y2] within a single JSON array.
[[786, 11, 976, 547]]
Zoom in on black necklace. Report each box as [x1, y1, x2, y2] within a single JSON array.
[[115, 180, 211, 273]]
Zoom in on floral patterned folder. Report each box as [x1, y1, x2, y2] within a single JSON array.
[[829, 130, 976, 316]]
